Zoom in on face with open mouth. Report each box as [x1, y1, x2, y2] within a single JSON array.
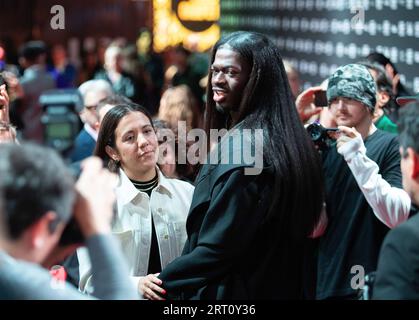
[[210, 46, 251, 114]]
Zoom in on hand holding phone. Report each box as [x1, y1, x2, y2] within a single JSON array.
[[314, 90, 328, 107], [295, 86, 325, 122]]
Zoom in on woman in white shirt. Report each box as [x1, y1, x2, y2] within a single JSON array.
[[78, 103, 194, 298]]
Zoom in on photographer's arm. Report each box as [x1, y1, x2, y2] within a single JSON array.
[[295, 86, 324, 123], [337, 127, 410, 228], [74, 157, 138, 299]]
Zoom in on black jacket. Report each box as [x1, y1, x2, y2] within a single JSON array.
[[373, 212, 419, 299], [158, 132, 316, 300]]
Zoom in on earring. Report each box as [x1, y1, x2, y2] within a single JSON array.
[[108, 158, 120, 172]]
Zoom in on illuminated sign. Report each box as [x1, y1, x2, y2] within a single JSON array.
[[153, 0, 220, 52]]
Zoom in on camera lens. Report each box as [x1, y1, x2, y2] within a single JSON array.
[[307, 123, 322, 142]]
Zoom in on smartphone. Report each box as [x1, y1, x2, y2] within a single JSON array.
[[314, 90, 328, 107]]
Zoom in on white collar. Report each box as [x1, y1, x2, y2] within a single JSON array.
[[84, 123, 98, 141], [115, 167, 174, 208]]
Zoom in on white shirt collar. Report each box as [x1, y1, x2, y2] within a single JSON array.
[[84, 123, 98, 141], [115, 167, 175, 208]]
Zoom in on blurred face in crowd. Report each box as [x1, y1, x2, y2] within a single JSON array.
[[287, 70, 301, 98], [211, 46, 250, 115], [367, 68, 390, 111], [81, 90, 110, 129], [106, 111, 158, 180], [0, 122, 13, 143], [329, 97, 372, 129], [104, 47, 123, 73], [155, 127, 177, 178], [52, 45, 67, 66], [400, 146, 419, 205], [157, 140, 177, 178]]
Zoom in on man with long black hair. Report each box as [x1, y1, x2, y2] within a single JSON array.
[[142, 31, 324, 300]]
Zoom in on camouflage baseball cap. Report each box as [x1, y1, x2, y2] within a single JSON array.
[[327, 63, 377, 112]]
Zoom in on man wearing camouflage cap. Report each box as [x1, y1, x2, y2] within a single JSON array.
[[297, 63, 411, 299]]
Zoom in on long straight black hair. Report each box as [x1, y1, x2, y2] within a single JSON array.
[[205, 31, 324, 240]]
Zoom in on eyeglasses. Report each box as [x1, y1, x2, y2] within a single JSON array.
[[84, 105, 97, 111]]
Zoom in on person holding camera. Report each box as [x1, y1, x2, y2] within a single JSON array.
[[296, 63, 411, 299], [0, 143, 138, 299], [77, 103, 194, 299]]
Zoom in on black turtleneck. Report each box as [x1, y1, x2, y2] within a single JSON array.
[[129, 173, 161, 274]]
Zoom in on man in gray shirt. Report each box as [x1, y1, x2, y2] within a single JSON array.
[[0, 143, 138, 299]]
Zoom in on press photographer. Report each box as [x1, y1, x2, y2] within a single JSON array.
[[0, 143, 138, 299]]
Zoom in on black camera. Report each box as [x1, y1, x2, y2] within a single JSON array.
[[306, 122, 339, 150], [58, 160, 84, 246], [39, 89, 83, 158], [59, 160, 114, 246], [59, 214, 84, 246], [39, 89, 84, 246]]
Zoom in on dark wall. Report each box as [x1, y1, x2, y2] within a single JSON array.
[[220, 0, 419, 93], [0, 0, 151, 56]]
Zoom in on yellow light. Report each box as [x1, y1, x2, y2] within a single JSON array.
[[153, 0, 220, 52], [178, 0, 220, 21]]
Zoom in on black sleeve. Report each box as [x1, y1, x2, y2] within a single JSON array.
[[380, 136, 402, 189], [373, 221, 419, 299], [158, 168, 267, 298]]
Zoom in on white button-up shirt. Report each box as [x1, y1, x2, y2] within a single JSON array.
[[78, 167, 194, 294]]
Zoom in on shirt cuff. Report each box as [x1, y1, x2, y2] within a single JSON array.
[[337, 135, 366, 162]]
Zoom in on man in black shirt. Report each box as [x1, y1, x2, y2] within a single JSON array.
[[297, 64, 411, 299]]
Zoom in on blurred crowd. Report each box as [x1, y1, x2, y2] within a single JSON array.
[[0, 31, 418, 301]]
